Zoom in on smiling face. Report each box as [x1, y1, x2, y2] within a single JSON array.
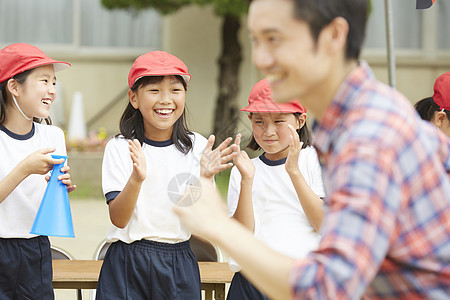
[[129, 75, 186, 141], [248, 0, 332, 103], [250, 112, 303, 161], [10, 64, 57, 120]]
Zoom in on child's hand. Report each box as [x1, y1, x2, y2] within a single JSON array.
[[20, 148, 65, 176], [233, 134, 255, 181], [200, 135, 238, 180], [129, 139, 146, 183], [45, 165, 77, 193], [285, 124, 303, 175]]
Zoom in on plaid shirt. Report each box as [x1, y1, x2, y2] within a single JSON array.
[[291, 61, 450, 299]]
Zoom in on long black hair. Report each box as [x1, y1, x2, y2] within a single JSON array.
[[414, 97, 450, 121], [0, 68, 51, 125], [247, 112, 312, 151], [119, 75, 193, 154]]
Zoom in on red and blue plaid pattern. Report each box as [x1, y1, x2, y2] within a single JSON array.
[[291, 62, 450, 299]]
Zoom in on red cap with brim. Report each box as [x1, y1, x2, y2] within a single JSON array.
[[0, 43, 70, 83], [433, 72, 450, 111], [241, 79, 307, 114], [128, 51, 191, 88]]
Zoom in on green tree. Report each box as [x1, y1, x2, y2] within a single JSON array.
[[102, 0, 249, 140]]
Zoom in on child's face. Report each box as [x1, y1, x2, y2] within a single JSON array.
[[14, 64, 56, 119], [250, 112, 302, 161], [248, 0, 333, 106], [129, 75, 186, 141]]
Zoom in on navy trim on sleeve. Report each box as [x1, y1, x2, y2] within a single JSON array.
[[0, 123, 35, 140], [259, 154, 287, 166], [105, 191, 121, 203]]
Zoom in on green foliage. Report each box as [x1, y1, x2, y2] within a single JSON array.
[[101, 0, 249, 17], [214, 167, 232, 199]]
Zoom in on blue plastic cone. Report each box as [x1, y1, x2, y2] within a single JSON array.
[[30, 155, 75, 237]]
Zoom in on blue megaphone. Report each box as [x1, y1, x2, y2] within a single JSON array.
[[30, 155, 75, 237]]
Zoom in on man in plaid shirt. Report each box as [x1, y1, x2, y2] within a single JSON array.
[[290, 59, 450, 299], [174, 0, 450, 299]]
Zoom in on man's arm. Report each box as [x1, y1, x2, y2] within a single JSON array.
[[174, 177, 294, 300]]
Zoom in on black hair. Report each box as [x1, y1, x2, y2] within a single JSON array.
[[0, 68, 51, 125], [247, 112, 312, 151], [119, 75, 193, 154], [250, 0, 369, 60], [292, 0, 368, 60], [414, 96, 450, 121]]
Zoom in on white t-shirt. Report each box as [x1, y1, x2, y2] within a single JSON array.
[[0, 123, 67, 238], [227, 146, 325, 272], [102, 132, 208, 244]]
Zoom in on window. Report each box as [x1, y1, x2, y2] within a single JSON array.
[[363, 0, 450, 57], [365, 0, 422, 49], [0, 0, 161, 52], [437, 0, 450, 50]]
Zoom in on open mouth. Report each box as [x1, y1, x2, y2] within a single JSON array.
[[41, 99, 52, 107], [155, 109, 174, 118]]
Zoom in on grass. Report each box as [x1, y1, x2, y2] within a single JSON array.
[[214, 167, 232, 200], [69, 180, 103, 200]]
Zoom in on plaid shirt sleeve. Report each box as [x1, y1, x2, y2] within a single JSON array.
[[291, 138, 398, 299], [290, 62, 450, 299]]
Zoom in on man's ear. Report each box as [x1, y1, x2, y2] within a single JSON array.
[[128, 89, 139, 109], [318, 16, 349, 55]]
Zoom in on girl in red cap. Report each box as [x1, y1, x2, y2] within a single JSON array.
[[226, 79, 325, 300], [414, 72, 450, 137], [0, 43, 75, 299], [96, 50, 236, 299]]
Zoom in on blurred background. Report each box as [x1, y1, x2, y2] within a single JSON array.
[[1, 0, 449, 298], [2, 0, 449, 198]]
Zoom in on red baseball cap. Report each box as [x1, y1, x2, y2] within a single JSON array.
[[433, 72, 450, 111], [0, 43, 70, 83], [128, 51, 191, 88], [241, 79, 307, 113]]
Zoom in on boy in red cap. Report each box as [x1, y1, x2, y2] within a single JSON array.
[[415, 72, 450, 137], [174, 0, 450, 299], [226, 79, 325, 299], [0, 43, 75, 299], [96, 50, 237, 299]]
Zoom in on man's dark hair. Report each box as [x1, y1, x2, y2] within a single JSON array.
[[251, 0, 369, 60], [292, 0, 368, 60]]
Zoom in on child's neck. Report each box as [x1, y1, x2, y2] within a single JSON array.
[[144, 130, 173, 142], [263, 151, 288, 162], [3, 109, 34, 135]]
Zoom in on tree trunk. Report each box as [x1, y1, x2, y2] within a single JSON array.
[[213, 14, 242, 143]]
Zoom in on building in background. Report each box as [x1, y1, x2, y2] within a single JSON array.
[[1, 0, 449, 138]]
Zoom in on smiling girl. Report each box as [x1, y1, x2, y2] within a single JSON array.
[[96, 51, 236, 299], [0, 43, 75, 299], [226, 79, 325, 300]]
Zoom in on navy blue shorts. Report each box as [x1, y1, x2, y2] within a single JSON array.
[[0, 236, 54, 300], [96, 239, 201, 300], [227, 272, 269, 300]]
